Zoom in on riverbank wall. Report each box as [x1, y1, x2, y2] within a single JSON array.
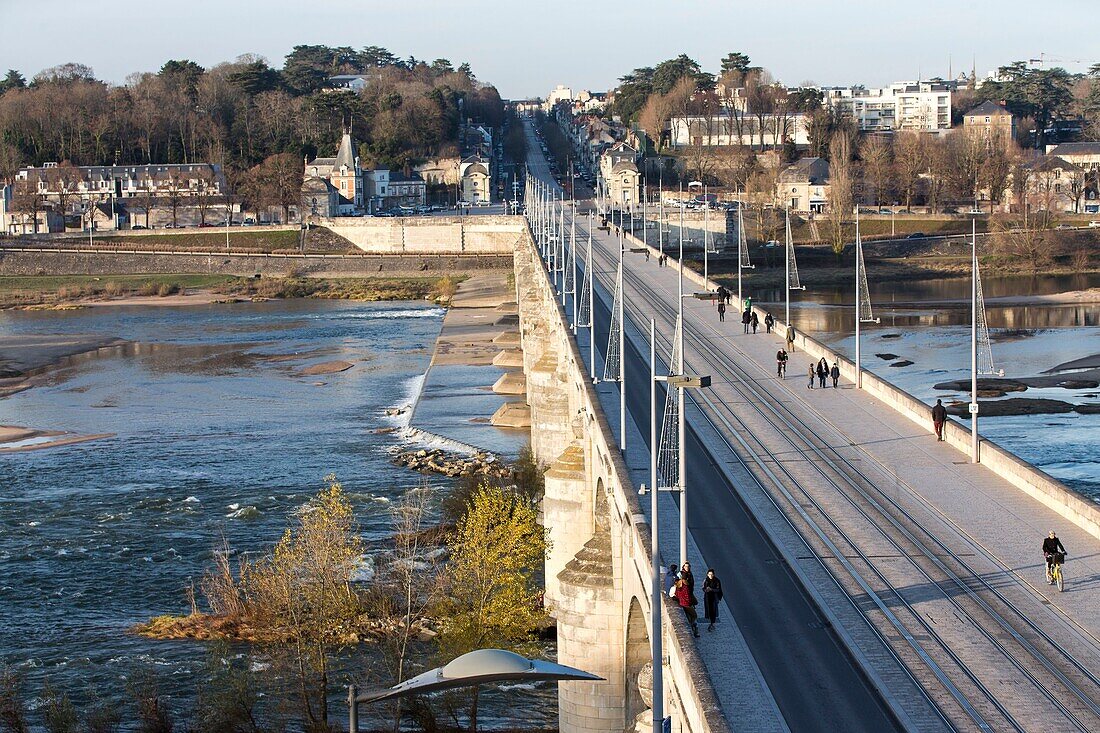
[[0, 249, 510, 278]]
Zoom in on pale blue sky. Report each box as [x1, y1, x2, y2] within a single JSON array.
[[1, 0, 1096, 98]]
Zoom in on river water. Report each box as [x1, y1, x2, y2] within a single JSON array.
[[775, 274, 1100, 499], [0, 300, 552, 730]]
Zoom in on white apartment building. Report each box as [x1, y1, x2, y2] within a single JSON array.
[[545, 85, 574, 111], [820, 80, 953, 132], [668, 112, 812, 148]]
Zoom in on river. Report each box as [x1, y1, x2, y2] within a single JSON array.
[[0, 300, 553, 730]]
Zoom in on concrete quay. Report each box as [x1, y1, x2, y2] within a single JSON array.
[[405, 271, 529, 456]]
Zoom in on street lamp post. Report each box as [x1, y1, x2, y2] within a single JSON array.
[[570, 200, 578, 326], [970, 216, 979, 463], [658, 169, 664, 259], [647, 317, 664, 733], [676, 186, 687, 565], [588, 210, 596, 382], [618, 228, 626, 452]]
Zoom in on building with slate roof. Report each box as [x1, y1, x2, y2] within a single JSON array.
[[304, 129, 364, 215]]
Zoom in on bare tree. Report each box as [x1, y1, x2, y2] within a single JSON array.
[[945, 130, 987, 209], [924, 136, 950, 213], [1067, 165, 1087, 213], [11, 179, 47, 234], [131, 185, 158, 229], [193, 169, 217, 225], [980, 132, 1015, 213], [860, 135, 893, 206], [665, 76, 696, 153], [638, 93, 674, 153], [826, 132, 854, 255], [47, 162, 83, 218], [375, 487, 440, 732], [893, 132, 925, 211], [159, 167, 186, 227]]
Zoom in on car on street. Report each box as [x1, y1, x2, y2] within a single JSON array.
[[907, 232, 925, 239], [1089, 221, 1100, 228]]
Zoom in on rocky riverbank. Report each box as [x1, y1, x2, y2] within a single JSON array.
[[392, 447, 512, 480]]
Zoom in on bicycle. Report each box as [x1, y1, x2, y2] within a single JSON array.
[[1045, 552, 1066, 592]]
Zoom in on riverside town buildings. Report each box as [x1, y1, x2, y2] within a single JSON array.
[[5, 162, 229, 233], [301, 128, 428, 217]]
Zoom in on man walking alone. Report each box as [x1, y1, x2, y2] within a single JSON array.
[[932, 399, 948, 441]]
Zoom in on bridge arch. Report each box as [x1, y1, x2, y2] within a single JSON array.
[[625, 595, 651, 727]]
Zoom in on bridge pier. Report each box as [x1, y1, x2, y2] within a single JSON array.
[[555, 487, 626, 733]]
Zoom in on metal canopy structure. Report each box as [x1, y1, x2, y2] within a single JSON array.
[[354, 649, 601, 706]]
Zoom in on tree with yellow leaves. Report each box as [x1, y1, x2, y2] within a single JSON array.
[[435, 483, 549, 731], [244, 475, 365, 733]]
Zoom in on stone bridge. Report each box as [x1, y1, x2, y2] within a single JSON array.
[[503, 228, 729, 733]]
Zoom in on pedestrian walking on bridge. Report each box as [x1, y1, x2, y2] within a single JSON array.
[[751, 311, 759, 334], [932, 399, 948, 441], [674, 577, 700, 637], [703, 569, 723, 632], [786, 324, 796, 353], [765, 312, 774, 334], [830, 361, 840, 388], [808, 363, 816, 389], [664, 563, 679, 596], [741, 309, 752, 334], [717, 301, 726, 322], [817, 358, 828, 388]]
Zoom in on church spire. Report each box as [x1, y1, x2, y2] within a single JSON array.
[[335, 126, 356, 169]]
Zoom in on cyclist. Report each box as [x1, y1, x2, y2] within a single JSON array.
[[776, 348, 788, 378], [1042, 531, 1067, 585]]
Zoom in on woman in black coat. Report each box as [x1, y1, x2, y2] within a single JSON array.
[[702, 569, 723, 631]]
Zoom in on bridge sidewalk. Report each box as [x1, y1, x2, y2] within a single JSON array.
[[591, 367, 791, 732], [606, 229, 1100, 664]]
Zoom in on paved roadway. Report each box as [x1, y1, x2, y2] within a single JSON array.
[[523, 121, 912, 732], [524, 119, 1100, 732]]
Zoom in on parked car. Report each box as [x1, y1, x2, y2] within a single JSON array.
[[132, 225, 147, 230], [764, 240, 780, 248]]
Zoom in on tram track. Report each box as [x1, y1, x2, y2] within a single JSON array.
[[567, 211, 1100, 732]]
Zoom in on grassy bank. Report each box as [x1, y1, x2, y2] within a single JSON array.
[[0, 273, 462, 309]]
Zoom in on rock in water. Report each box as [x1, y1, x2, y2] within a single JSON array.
[[934, 378, 1028, 393], [945, 398, 1076, 417]]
